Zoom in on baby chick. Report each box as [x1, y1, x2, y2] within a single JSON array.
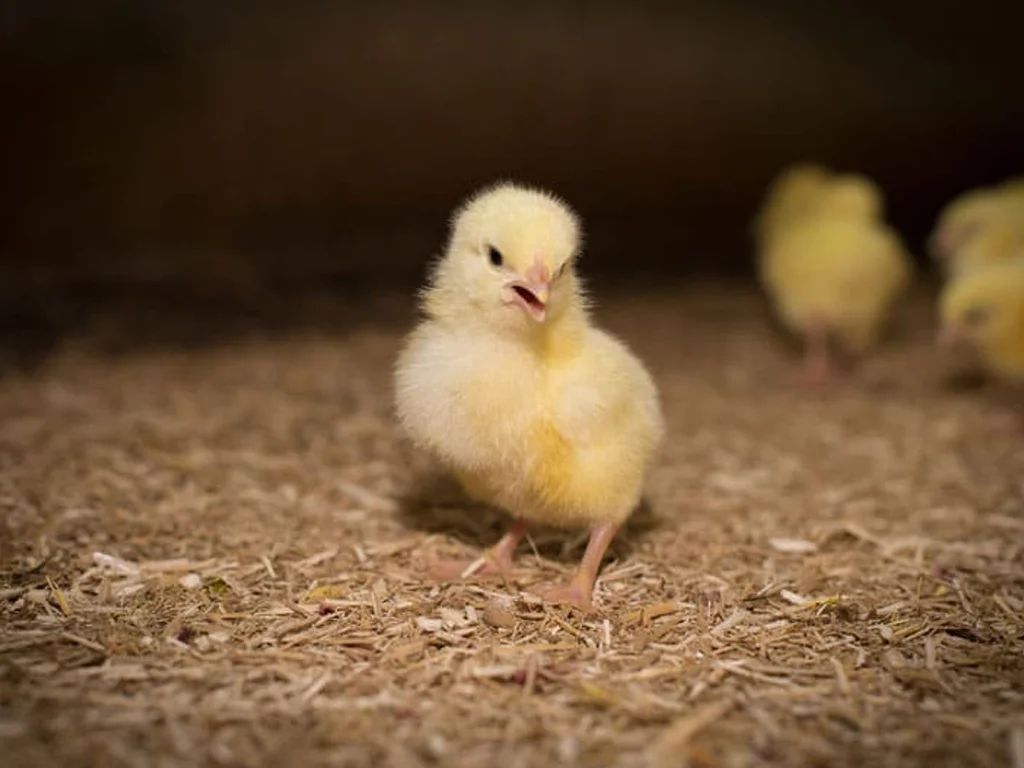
[[930, 179, 1024, 270], [939, 257, 1024, 382], [949, 215, 1024, 278], [394, 182, 664, 612], [758, 215, 913, 386], [754, 165, 884, 250]]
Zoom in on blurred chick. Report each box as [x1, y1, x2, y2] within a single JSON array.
[[753, 163, 832, 247], [939, 257, 1024, 384], [948, 215, 1024, 278], [930, 178, 1024, 270], [758, 215, 913, 385], [394, 182, 664, 612], [754, 164, 884, 251], [812, 173, 885, 224]]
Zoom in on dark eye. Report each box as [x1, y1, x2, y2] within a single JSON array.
[[487, 246, 503, 267], [964, 307, 991, 326]]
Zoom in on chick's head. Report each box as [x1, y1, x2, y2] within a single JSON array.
[[768, 163, 832, 199], [429, 182, 583, 331], [939, 259, 1024, 365], [930, 188, 1002, 262], [816, 175, 883, 222], [754, 163, 831, 239], [950, 217, 1024, 278]]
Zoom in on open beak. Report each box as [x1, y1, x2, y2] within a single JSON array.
[[507, 279, 550, 322], [506, 258, 551, 322], [937, 322, 962, 348], [928, 233, 948, 261]]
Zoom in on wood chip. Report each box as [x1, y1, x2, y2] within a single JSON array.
[[178, 573, 203, 590], [482, 603, 516, 629], [768, 537, 818, 554]]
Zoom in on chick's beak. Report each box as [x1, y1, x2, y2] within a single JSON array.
[[937, 322, 962, 348], [506, 258, 551, 322], [507, 279, 549, 322]]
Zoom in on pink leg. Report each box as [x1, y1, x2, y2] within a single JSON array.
[[799, 319, 831, 388], [533, 522, 619, 613], [427, 519, 530, 581], [987, 409, 1024, 434]]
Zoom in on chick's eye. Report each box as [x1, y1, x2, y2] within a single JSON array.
[[487, 246, 503, 267], [964, 307, 991, 326]]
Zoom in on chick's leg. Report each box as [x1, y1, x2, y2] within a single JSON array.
[[535, 521, 618, 613], [427, 519, 529, 581], [987, 409, 1024, 434], [800, 318, 831, 387]]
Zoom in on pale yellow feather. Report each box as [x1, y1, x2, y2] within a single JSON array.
[[940, 258, 1024, 380], [759, 216, 913, 353], [932, 178, 1024, 270], [394, 182, 663, 530]]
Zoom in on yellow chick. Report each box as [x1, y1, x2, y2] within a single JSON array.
[[930, 179, 1024, 268], [939, 257, 1024, 382], [753, 162, 833, 247], [394, 182, 664, 612], [758, 216, 913, 385], [948, 215, 1024, 278], [811, 173, 885, 224]]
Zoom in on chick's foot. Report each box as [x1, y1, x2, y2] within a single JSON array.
[[799, 354, 832, 388], [426, 519, 528, 582], [426, 556, 514, 581], [535, 581, 594, 613], [531, 521, 618, 614], [987, 410, 1024, 434]]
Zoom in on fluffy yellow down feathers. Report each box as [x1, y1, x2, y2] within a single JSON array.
[[754, 164, 913, 384], [394, 182, 663, 611]]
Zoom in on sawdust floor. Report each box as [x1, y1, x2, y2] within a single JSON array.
[[1, 283, 1022, 768]]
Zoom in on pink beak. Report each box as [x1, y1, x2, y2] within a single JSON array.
[[937, 322, 961, 347], [929, 233, 949, 260], [507, 258, 551, 322]]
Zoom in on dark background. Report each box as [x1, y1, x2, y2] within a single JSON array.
[[1, 1, 1022, 332]]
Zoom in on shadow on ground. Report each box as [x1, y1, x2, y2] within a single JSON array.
[[396, 467, 662, 568]]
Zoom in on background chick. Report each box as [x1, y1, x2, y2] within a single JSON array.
[[939, 257, 1024, 386], [810, 173, 885, 224], [753, 165, 885, 250], [394, 182, 664, 612], [930, 178, 1024, 270], [948, 215, 1024, 278], [758, 215, 913, 386]]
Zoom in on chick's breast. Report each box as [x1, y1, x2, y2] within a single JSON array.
[[394, 323, 663, 529], [760, 218, 911, 351], [529, 329, 664, 528], [394, 324, 542, 474]]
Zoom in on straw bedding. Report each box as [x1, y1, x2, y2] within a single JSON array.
[[1, 283, 1021, 768]]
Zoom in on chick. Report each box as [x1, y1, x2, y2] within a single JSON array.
[[948, 215, 1024, 278], [394, 182, 664, 612], [929, 188, 1002, 264], [753, 163, 833, 247], [930, 179, 1024, 269], [758, 216, 913, 385], [939, 257, 1024, 383]]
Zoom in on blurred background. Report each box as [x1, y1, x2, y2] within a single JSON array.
[[1, 0, 1023, 358]]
